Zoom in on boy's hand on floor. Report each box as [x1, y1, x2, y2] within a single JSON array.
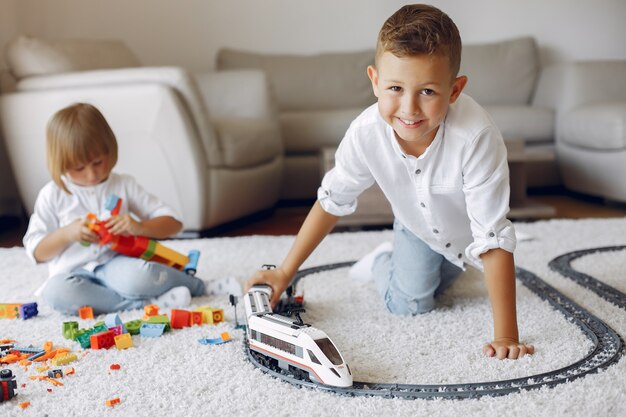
[[244, 268, 291, 308], [483, 338, 535, 360], [106, 214, 142, 236]]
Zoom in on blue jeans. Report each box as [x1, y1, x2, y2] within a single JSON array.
[[42, 255, 205, 315], [373, 220, 462, 315]]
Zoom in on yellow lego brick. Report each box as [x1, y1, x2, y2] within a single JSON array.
[[0, 303, 21, 319], [151, 243, 189, 270], [114, 333, 133, 350], [50, 353, 78, 366], [194, 306, 224, 324]]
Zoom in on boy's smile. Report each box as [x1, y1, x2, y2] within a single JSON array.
[[368, 52, 467, 156]]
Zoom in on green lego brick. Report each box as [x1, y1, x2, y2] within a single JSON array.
[[125, 320, 142, 335], [146, 315, 171, 332]]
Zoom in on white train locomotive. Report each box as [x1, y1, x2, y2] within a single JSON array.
[[244, 284, 353, 387]]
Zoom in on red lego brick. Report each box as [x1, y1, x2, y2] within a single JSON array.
[[189, 311, 203, 326], [170, 309, 191, 329], [90, 330, 115, 350]]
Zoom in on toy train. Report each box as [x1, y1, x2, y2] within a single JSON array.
[[244, 284, 352, 387]]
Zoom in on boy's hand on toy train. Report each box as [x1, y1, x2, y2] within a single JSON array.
[[244, 268, 291, 308], [66, 219, 99, 245], [106, 215, 142, 236], [483, 338, 535, 360]]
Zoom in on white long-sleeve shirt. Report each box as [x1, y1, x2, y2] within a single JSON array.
[[24, 172, 181, 284], [318, 94, 516, 270]]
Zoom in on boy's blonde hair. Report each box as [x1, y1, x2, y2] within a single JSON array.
[[376, 4, 462, 79], [46, 103, 118, 193]]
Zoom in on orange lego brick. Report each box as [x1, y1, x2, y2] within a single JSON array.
[[189, 311, 203, 326], [105, 397, 121, 407], [220, 332, 232, 342], [19, 402, 30, 409], [78, 306, 94, 319], [170, 309, 191, 329]]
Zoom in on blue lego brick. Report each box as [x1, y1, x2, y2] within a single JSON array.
[[139, 323, 166, 338], [104, 313, 123, 329], [18, 302, 38, 320]]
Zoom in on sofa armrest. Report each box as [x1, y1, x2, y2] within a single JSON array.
[[193, 69, 277, 120], [14, 67, 222, 167], [0, 84, 208, 229], [533, 61, 626, 113]]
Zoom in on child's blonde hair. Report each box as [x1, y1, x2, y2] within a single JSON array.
[[46, 103, 118, 194], [376, 4, 462, 79]]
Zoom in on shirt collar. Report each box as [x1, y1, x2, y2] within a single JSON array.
[[62, 173, 113, 194], [386, 118, 447, 161]]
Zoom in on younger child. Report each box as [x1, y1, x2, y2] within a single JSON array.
[[24, 103, 205, 314], [246, 4, 535, 360]]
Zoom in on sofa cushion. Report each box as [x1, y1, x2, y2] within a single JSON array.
[[212, 117, 282, 168], [5, 35, 140, 80], [280, 107, 366, 154], [461, 37, 539, 106], [217, 48, 376, 112], [484, 105, 554, 143], [558, 103, 626, 150]]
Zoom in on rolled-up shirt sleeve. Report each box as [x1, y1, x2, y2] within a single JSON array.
[[462, 127, 516, 268], [318, 128, 375, 216]]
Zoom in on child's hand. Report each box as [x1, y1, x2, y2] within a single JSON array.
[[106, 214, 142, 236], [483, 338, 535, 360], [66, 219, 99, 245], [244, 267, 292, 308]]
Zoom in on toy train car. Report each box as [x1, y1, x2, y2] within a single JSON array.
[[244, 284, 352, 388]]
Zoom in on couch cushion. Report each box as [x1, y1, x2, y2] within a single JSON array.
[[461, 37, 539, 106], [217, 48, 376, 112], [484, 105, 554, 143], [558, 103, 626, 150], [280, 107, 366, 154], [5, 35, 140, 80], [212, 117, 282, 168]]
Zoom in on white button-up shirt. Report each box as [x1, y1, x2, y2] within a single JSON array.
[[318, 94, 516, 270], [24, 172, 181, 290]]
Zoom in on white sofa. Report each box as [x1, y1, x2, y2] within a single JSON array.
[[533, 61, 626, 202], [0, 36, 284, 231], [218, 37, 559, 200]]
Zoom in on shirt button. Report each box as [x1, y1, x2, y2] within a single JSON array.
[[488, 232, 495, 237], [324, 190, 330, 196], [415, 169, 422, 174], [433, 228, 439, 234], [445, 243, 451, 248], [420, 202, 426, 208], [457, 253, 462, 259]]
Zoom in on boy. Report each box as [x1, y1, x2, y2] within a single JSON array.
[[245, 4, 534, 360]]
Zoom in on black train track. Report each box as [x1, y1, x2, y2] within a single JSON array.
[[244, 249, 625, 399]]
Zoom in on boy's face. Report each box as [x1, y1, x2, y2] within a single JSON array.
[[66, 154, 111, 187], [368, 52, 467, 154]]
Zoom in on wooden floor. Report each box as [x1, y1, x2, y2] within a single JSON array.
[[2, 188, 626, 248]]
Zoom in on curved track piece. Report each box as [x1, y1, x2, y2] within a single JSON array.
[[549, 246, 626, 310], [244, 261, 623, 399]]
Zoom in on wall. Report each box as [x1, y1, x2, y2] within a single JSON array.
[[10, 0, 626, 71]]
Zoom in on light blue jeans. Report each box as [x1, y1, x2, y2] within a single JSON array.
[[42, 255, 205, 315], [373, 220, 463, 315]]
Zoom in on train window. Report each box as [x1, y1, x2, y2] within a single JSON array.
[[314, 338, 342, 365], [259, 332, 297, 356], [307, 350, 321, 365]]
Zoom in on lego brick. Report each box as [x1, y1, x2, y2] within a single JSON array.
[[78, 306, 94, 319], [18, 303, 38, 320], [125, 320, 142, 335], [170, 309, 190, 329], [0, 303, 21, 319], [90, 330, 115, 350], [47, 369, 63, 379], [145, 315, 171, 332], [143, 304, 159, 319], [190, 311, 203, 326], [194, 307, 224, 324], [50, 353, 77, 366], [104, 313, 123, 329], [114, 333, 133, 350], [139, 323, 165, 338], [62, 321, 79, 340]]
